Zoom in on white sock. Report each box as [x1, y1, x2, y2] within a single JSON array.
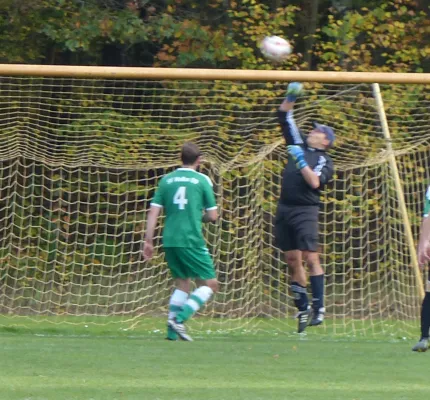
[[168, 289, 188, 320], [179, 286, 214, 320]]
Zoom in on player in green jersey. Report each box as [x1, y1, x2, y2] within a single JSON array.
[[413, 186, 430, 352], [143, 142, 218, 341]]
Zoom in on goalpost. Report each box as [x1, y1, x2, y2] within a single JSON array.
[[0, 64, 429, 338]]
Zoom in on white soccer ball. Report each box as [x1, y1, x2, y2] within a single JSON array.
[[260, 36, 292, 62]]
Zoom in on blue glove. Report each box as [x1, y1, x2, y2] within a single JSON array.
[[286, 82, 303, 102], [287, 145, 308, 169]]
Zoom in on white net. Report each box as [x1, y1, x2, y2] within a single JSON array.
[[0, 74, 429, 338]]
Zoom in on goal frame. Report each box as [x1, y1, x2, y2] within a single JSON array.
[[0, 63, 428, 322], [1, 64, 430, 84]]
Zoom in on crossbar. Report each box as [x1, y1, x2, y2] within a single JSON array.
[[0, 64, 429, 83]]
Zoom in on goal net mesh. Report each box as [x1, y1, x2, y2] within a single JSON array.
[[0, 75, 429, 338]]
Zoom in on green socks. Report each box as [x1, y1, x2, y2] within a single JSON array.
[[175, 286, 214, 323]]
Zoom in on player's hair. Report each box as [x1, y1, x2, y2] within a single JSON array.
[[181, 142, 201, 165]]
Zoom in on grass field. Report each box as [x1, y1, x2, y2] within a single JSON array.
[[0, 319, 429, 400]]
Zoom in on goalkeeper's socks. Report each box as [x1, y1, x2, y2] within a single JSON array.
[[291, 282, 309, 311], [310, 274, 324, 313], [175, 286, 213, 323], [420, 291, 430, 340], [167, 289, 188, 340]]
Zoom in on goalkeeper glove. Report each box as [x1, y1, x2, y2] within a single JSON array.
[[287, 145, 308, 169], [286, 82, 303, 102]]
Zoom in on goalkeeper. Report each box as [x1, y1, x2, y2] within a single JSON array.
[[275, 82, 335, 333], [412, 186, 430, 352], [143, 142, 219, 342]]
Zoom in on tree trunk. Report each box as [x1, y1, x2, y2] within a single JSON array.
[[304, 0, 319, 68]]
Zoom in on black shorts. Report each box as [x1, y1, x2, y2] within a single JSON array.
[[274, 204, 319, 252]]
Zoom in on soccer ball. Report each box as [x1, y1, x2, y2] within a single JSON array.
[[260, 36, 292, 62]]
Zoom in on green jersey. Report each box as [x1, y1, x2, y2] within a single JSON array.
[[424, 185, 430, 217], [151, 168, 217, 247]]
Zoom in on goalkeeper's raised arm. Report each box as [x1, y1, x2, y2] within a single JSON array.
[[277, 82, 306, 146]]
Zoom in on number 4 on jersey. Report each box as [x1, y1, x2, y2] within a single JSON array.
[[173, 186, 188, 209]]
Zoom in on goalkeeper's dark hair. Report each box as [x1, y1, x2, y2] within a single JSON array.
[[181, 142, 201, 165]]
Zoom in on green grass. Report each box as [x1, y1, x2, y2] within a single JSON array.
[[0, 320, 429, 400], [0, 314, 419, 340]]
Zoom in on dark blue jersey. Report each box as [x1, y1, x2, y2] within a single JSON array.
[[277, 109, 334, 206]]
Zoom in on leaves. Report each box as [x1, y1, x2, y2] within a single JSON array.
[[315, 0, 430, 72], [0, 0, 428, 72]]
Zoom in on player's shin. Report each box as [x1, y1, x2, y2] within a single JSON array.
[[291, 282, 309, 311], [175, 286, 214, 323], [310, 274, 325, 325], [412, 288, 430, 351], [167, 289, 188, 340], [420, 290, 430, 340], [310, 274, 324, 310]]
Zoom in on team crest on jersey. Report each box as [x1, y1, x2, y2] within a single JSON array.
[[313, 156, 326, 176]]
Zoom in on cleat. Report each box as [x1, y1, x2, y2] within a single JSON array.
[[296, 307, 311, 333], [412, 338, 429, 352], [168, 319, 193, 342], [309, 307, 325, 326]]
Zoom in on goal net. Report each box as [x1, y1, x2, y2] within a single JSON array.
[[0, 71, 428, 338]]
